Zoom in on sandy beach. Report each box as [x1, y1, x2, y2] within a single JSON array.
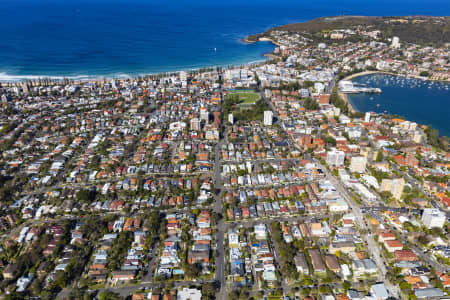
[[338, 92, 357, 113]]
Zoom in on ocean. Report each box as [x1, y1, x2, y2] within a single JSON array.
[[0, 0, 449, 80], [348, 74, 450, 137]]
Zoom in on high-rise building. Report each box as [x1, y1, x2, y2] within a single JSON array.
[[350, 156, 367, 173], [228, 113, 234, 125], [365, 112, 371, 123], [421, 208, 446, 229], [380, 178, 405, 200], [190, 118, 200, 131], [200, 108, 209, 122], [326, 149, 345, 167], [391, 36, 400, 48], [264, 110, 273, 126]]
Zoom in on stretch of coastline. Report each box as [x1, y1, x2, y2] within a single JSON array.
[[348, 73, 450, 136], [0, 36, 279, 84], [243, 36, 282, 47], [340, 70, 449, 114], [243, 36, 280, 59], [338, 71, 385, 113]]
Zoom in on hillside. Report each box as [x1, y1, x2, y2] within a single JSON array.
[[246, 16, 450, 46]]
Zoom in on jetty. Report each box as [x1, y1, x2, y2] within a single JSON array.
[[338, 80, 382, 94]]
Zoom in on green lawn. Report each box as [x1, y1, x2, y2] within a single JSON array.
[[226, 92, 260, 105]]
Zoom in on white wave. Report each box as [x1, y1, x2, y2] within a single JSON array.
[[0, 72, 134, 82], [0, 58, 266, 82]]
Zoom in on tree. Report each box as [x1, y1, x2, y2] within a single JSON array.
[[99, 291, 123, 300], [76, 189, 96, 203], [431, 227, 443, 237], [330, 86, 349, 113], [4, 293, 23, 300], [325, 136, 336, 146], [185, 263, 202, 278], [54, 270, 68, 289], [343, 281, 351, 292], [399, 281, 411, 290], [380, 191, 393, 203], [202, 282, 218, 300], [228, 291, 240, 300], [417, 235, 429, 245], [376, 149, 384, 162], [319, 285, 331, 294], [424, 125, 449, 152], [303, 97, 320, 110], [303, 80, 314, 88], [301, 287, 311, 296]]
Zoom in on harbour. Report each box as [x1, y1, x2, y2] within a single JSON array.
[[347, 73, 450, 136]]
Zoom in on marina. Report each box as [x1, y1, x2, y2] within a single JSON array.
[[338, 80, 382, 94], [348, 74, 450, 136]]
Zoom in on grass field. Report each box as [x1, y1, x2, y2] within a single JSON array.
[[226, 91, 260, 105]]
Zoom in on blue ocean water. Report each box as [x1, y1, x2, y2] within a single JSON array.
[[0, 0, 449, 79], [348, 74, 450, 136]]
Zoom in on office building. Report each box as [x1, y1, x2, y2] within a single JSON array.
[[422, 208, 446, 229], [350, 156, 367, 173], [264, 110, 273, 126], [326, 149, 345, 167], [380, 178, 405, 200]]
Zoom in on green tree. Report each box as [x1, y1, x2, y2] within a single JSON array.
[[98, 291, 123, 300], [376, 150, 384, 162], [76, 189, 96, 203], [343, 281, 351, 292], [303, 97, 320, 110], [399, 281, 411, 290], [202, 282, 218, 300], [185, 263, 202, 278]]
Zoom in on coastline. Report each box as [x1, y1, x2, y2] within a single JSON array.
[[0, 58, 270, 85], [243, 36, 282, 47], [337, 70, 449, 113], [0, 39, 278, 84], [341, 70, 447, 83], [338, 71, 389, 113], [339, 92, 357, 113]]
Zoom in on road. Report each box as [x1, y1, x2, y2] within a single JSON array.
[[261, 82, 399, 296], [224, 214, 328, 229], [317, 161, 401, 298], [391, 163, 447, 213], [214, 80, 227, 300], [92, 279, 218, 298], [390, 224, 449, 273]]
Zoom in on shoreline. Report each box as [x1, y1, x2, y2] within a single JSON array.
[[338, 71, 390, 113], [0, 58, 270, 85], [339, 92, 357, 113], [341, 70, 448, 83], [338, 70, 450, 113], [243, 36, 282, 47], [0, 37, 280, 85]]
